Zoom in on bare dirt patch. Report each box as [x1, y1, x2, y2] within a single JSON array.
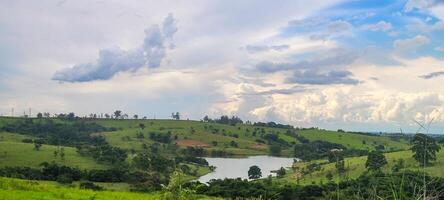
[[250, 143, 267, 150], [176, 140, 209, 147]]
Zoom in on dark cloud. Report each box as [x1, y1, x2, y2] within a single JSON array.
[[52, 14, 177, 82], [419, 71, 444, 79], [245, 44, 289, 53], [286, 70, 359, 85], [256, 50, 359, 73]]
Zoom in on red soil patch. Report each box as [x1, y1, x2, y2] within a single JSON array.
[[176, 140, 209, 147], [250, 143, 267, 150]]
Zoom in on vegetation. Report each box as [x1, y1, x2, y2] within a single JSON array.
[[411, 133, 441, 166], [248, 166, 262, 180], [1, 115, 442, 199], [365, 151, 388, 171]]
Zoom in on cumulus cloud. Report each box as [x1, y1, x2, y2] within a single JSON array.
[[404, 0, 444, 12], [245, 44, 290, 54], [245, 89, 444, 126], [361, 21, 392, 31], [406, 20, 444, 33], [52, 14, 177, 82], [393, 35, 429, 54], [419, 71, 444, 79], [285, 70, 360, 85], [256, 50, 360, 73]]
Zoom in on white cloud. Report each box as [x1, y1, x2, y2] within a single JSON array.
[[361, 20, 392, 31], [393, 35, 430, 54], [404, 0, 444, 20]]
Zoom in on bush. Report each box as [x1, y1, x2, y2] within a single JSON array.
[[79, 181, 103, 191], [21, 138, 33, 143], [56, 174, 73, 184]]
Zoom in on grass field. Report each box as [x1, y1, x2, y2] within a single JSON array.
[[279, 149, 444, 185], [298, 129, 410, 151], [0, 117, 411, 157], [0, 134, 108, 169], [91, 119, 411, 156], [0, 177, 220, 200]]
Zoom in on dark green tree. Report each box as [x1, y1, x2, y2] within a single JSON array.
[[411, 133, 441, 166], [139, 123, 145, 130], [248, 165, 262, 180], [33, 141, 42, 151], [276, 167, 286, 177], [114, 110, 122, 119], [365, 151, 387, 171], [269, 144, 282, 156]]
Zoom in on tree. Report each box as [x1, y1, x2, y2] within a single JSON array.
[[365, 151, 387, 171], [66, 112, 75, 120], [139, 123, 145, 130], [133, 114, 138, 120], [171, 112, 180, 120], [114, 110, 122, 119], [163, 170, 195, 200], [203, 115, 210, 122], [34, 141, 42, 151], [411, 133, 441, 166], [37, 113, 43, 118], [248, 165, 262, 180], [60, 147, 65, 161], [269, 144, 282, 156], [276, 167, 286, 177]]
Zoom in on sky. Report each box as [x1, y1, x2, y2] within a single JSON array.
[[1, 0, 444, 133]]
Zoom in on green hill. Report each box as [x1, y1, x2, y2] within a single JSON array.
[[280, 149, 444, 185], [91, 119, 410, 156]]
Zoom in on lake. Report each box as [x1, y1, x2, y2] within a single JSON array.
[[198, 156, 296, 183]]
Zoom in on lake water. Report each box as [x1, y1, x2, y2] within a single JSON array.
[[198, 156, 295, 183]]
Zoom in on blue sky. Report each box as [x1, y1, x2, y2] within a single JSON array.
[[1, 0, 444, 133]]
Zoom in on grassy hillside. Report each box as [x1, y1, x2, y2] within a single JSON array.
[[298, 129, 410, 151], [0, 140, 108, 169], [91, 119, 410, 156], [279, 149, 444, 185]]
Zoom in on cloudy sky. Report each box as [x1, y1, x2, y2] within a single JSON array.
[[1, 0, 444, 133]]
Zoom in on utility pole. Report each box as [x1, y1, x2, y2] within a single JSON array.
[[11, 108, 14, 117]]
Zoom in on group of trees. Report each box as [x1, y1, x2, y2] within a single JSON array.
[[1, 118, 115, 146], [35, 111, 153, 120], [192, 170, 444, 199], [202, 115, 243, 125], [253, 121, 294, 129]]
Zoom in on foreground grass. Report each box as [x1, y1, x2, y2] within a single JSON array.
[[0, 177, 161, 200], [280, 149, 444, 185], [0, 177, 219, 200]]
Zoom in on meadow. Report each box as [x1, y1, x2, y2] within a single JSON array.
[[280, 149, 444, 185]]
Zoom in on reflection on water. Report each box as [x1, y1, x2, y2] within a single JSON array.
[[198, 156, 295, 183]]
